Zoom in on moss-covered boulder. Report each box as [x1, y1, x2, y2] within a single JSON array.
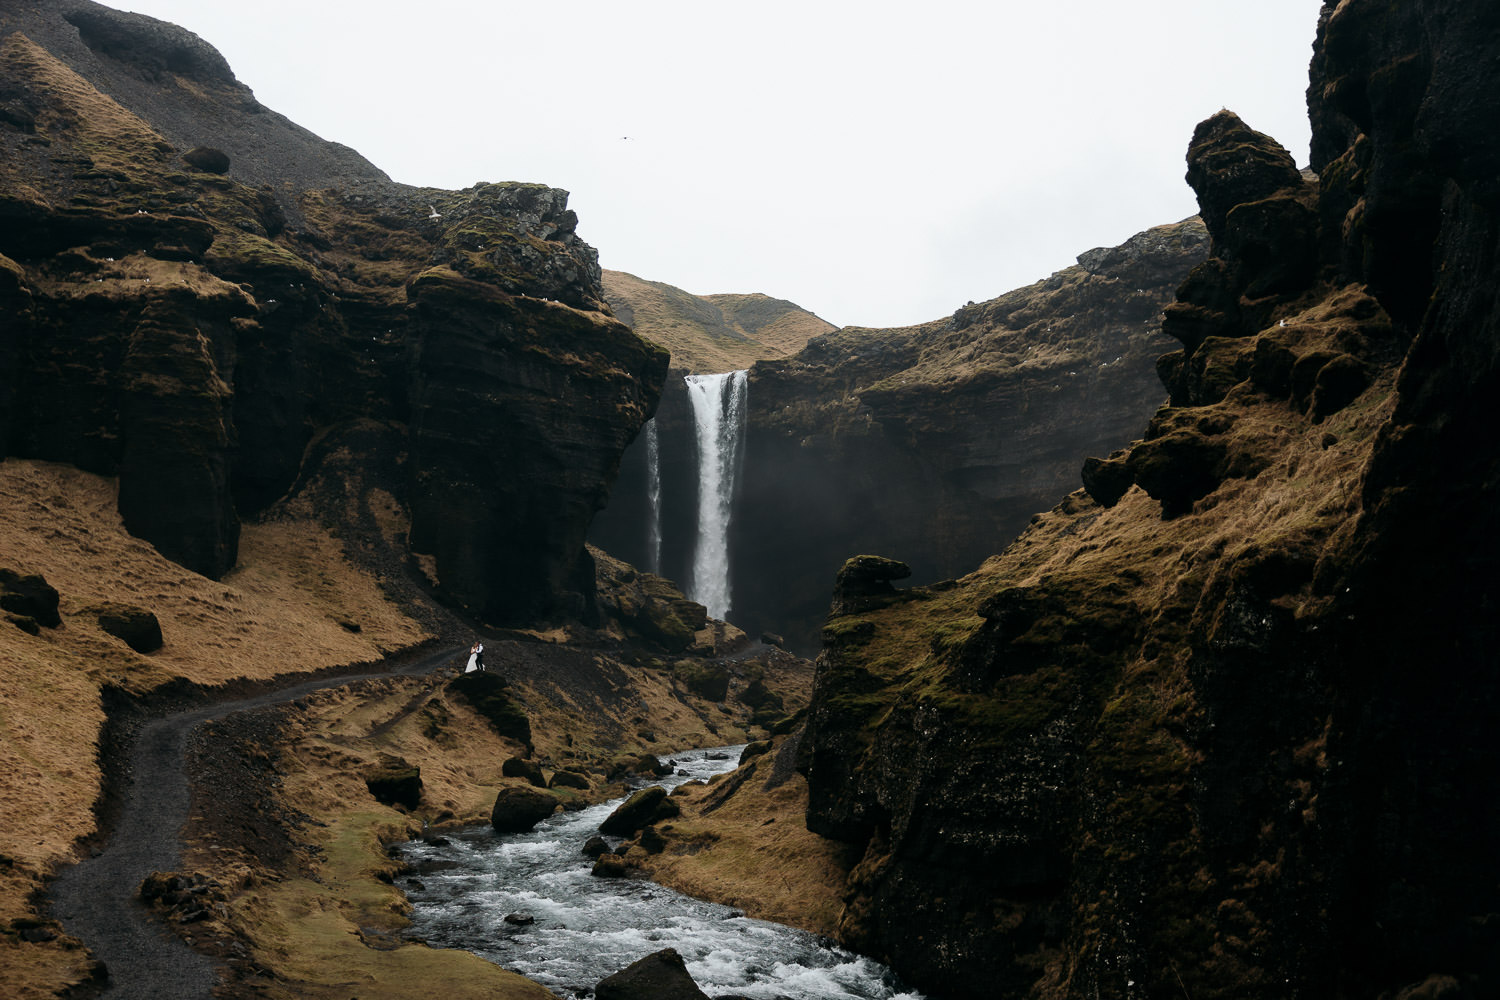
[[829, 555, 912, 616], [591, 853, 628, 879], [550, 768, 591, 791], [490, 786, 558, 833], [599, 785, 679, 837], [0, 569, 60, 628], [364, 754, 422, 810], [738, 741, 772, 766], [89, 601, 164, 653], [672, 660, 729, 702], [501, 757, 546, 788]]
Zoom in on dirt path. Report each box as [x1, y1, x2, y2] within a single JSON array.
[[47, 644, 464, 1000]]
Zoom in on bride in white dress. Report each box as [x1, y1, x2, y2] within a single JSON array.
[[465, 640, 484, 673]]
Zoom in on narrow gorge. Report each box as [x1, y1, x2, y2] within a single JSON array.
[[2, 1, 1498, 999]]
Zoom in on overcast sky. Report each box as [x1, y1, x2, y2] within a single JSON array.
[[107, 1, 1323, 329]]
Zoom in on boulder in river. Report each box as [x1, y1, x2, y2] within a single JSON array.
[[599, 785, 679, 836], [591, 853, 628, 878], [595, 947, 711, 1000], [490, 786, 558, 833]]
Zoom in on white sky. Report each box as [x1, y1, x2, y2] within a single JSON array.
[[105, 1, 1322, 329]]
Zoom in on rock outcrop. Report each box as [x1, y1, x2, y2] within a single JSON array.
[[0, 1, 666, 621], [490, 786, 558, 834], [595, 948, 711, 1000], [795, 1, 1500, 997], [595, 221, 1205, 651]]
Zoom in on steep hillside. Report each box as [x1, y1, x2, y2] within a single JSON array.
[[602, 269, 834, 373], [0, 1, 666, 624], [792, 1, 1500, 997]]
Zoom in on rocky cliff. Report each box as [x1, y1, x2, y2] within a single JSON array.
[[731, 219, 1205, 650], [0, 0, 666, 623], [596, 222, 1206, 652], [795, 1, 1500, 997]]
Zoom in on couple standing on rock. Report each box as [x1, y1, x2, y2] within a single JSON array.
[[465, 639, 486, 673]]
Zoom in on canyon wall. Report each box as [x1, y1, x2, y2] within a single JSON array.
[[795, 1, 1500, 997], [595, 225, 1206, 651], [0, 1, 666, 623]]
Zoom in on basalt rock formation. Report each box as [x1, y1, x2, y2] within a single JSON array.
[[595, 221, 1207, 652], [0, 1, 666, 622], [735, 218, 1205, 650], [796, 1, 1500, 997]]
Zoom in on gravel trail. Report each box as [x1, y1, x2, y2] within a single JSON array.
[[47, 644, 463, 999]]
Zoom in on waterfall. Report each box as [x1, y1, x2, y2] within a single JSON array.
[[684, 370, 748, 621], [645, 417, 662, 576]]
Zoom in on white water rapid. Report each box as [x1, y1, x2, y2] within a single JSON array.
[[396, 747, 925, 999], [684, 370, 748, 620], [645, 417, 662, 577]]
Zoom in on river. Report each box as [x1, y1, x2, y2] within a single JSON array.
[[395, 745, 925, 999]]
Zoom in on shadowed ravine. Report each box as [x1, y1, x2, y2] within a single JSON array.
[[47, 645, 464, 999]]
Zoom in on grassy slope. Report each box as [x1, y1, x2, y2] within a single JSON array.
[[602, 269, 835, 373]]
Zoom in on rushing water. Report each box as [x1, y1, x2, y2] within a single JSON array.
[[396, 746, 923, 1000], [645, 417, 663, 577], [684, 371, 748, 620]]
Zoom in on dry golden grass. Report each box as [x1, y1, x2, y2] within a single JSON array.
[[602, 269, 834, 372], [0, 458, 432, 993], [637, 756, 854, 936]]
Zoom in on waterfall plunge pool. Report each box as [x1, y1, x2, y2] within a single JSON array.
[[395, 746, 925, 999]]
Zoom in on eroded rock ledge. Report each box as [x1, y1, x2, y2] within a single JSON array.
[[0, 3, 667, 620]]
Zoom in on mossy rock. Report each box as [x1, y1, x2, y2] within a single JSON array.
[[1127, 431, 1228, 518], [0, 569, 60, 628], [591, 853, 628, 878], [449, 672, 532, 749], [599, 786, 679, 836], [491, 786, 559, 833], [738, 740, 772, 765], [365, 754, 422, 810], [769, 708, 809, 736], [89, 601, 163, 653], [830, 555, 912, 616], [739, 677, 783, 712], [549, 769, 591, 791], [5, 614, 39, 636], [181, 147, 230, 174], [1081, 452, 1134, 508], [673, 661, 729, 702], [501, 757, 547, 788], [634, 595, 707, 652]]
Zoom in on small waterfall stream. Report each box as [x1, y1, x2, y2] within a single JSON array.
[[645, 417, 663, 576], [684, 371, 748, 620], [396, 746, 923, 999]]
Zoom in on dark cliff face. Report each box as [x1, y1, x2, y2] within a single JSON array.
[[796, 1, 1500, 998], [0, 3, 666, 620], [732, 220, 1204, 651]]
